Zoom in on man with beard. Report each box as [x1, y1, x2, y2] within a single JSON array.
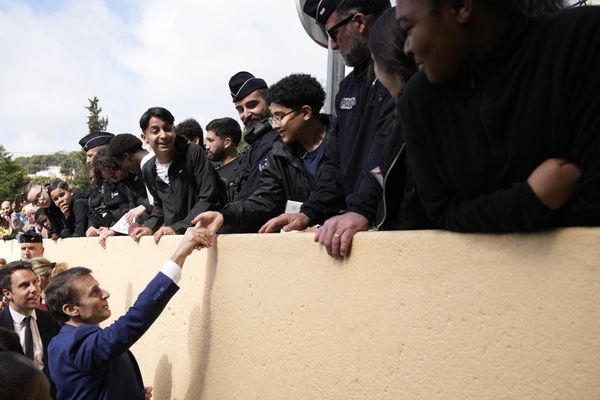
[[205, 117, 242, 202], [227, 71, 281, 204], [260, 0, 395, 259]]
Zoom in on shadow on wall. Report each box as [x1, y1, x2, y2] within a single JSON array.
[[184, 244, 218, 400], [153, 354, 173, 400]]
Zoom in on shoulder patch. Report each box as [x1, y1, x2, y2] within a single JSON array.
[[258, 157, 269, 171]]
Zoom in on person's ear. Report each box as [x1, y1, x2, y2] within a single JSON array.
[[2, 288, 13, 301], [354, 12, 369, 34], [449, 0, 473, 24], [301, 105, 313, 121], [223, 137, 232, 150], [62, 303, 80, 318]]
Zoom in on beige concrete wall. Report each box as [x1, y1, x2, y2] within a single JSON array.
[[2, 229, 600, 399]]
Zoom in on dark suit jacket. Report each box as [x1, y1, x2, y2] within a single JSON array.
[[0, 306, 60, 393], [48, 272, 179, 400]]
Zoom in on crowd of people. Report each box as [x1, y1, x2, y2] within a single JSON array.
[[1, 0, 599, 398]]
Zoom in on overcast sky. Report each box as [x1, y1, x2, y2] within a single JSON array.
[[0, 0, 329, 156]]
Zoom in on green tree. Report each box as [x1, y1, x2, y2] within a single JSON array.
[[85, 96, 109, 133], [0, 145, 28, 201], [60, 150, 89, 190]]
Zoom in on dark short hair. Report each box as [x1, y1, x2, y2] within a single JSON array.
[[369, 7, 417, 83], [0, 262, 34, 293], [34, 208, 47, 223], [139, 107, 175, 131], [267, 73, 326, 114], [47, 180, 70, 194], [0, 352, 49, 400], [205, 117, 242, 147], [0, 327, 23, 354], [45, 267, 92, 325], [175, 118, 204, 142], [108, 133, 144, 160]]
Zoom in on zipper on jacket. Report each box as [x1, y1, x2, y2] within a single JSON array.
[[376, 143, 405, 230]]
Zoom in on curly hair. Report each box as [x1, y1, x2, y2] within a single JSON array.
[[92, 147, 124, 187], [108, 133, 143, 160], [267, 73, 326, 113]]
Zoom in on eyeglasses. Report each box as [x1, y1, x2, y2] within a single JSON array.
[[326, 13, 356, 43], [269, 109, 299, 127]]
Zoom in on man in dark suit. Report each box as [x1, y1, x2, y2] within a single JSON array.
[[45, 227, 211, 400], [0, 261, 59, 393]]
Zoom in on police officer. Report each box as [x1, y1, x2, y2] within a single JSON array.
[[261, 0, 395, 259]]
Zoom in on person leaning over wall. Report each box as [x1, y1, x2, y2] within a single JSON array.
[[129, 107, 226, 244], [395, 0, 599, 232], [194, 73, 331, 235], [260, 0, 396, 255]]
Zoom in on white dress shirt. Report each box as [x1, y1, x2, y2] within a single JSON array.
[[9, 306, 44, 370]]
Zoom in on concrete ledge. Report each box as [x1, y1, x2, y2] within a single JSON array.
[[2, 229, 600, 399]]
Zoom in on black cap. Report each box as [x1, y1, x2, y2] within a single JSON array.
[[229, 71, 268, 103], [78, 131, 115, 151], [18, 231, 43, 244], [303, 0, 342, 25]]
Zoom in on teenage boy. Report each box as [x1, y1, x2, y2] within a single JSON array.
[[129, 107, 226, 243], [194, 74, 330, 234]]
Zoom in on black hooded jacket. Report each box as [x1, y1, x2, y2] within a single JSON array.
[[142, 136, 227, 233]]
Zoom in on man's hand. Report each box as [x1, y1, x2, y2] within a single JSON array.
[[314, 212, 369, 259], [130, 226, 153, 242], [258, 212, 310, 233], [86, 226, 100, 237], [125, 205, 147, 224], [153, 226, 176, 244], [170, 227, 212, 266], [144, 386, 153, 400], [528, 158, 581, 210], [192, 211, 224, 236], [98, 229, 116, 249]]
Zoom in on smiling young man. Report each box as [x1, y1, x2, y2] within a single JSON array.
[[129, 107, 226, 243], [194, 73, 329, 234], [45, 227, 211, 400], [396, 0, 600, 231], [260, 0, 394, 259], [0, 262, 59, 395]]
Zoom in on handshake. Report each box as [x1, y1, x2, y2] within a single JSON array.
[[171, 212, 224, 262]]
